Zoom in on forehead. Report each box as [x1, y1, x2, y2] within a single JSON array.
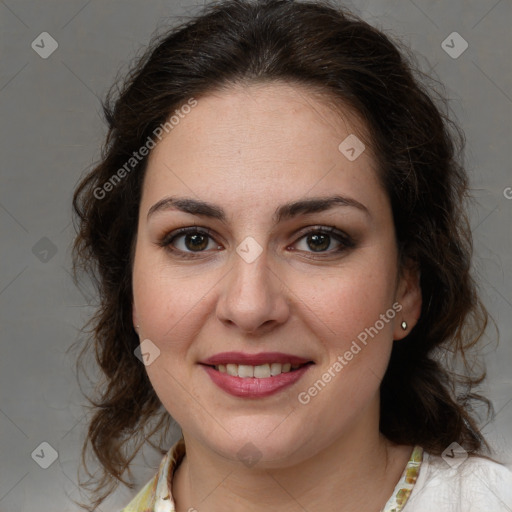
[[142, 82, 383, 212]]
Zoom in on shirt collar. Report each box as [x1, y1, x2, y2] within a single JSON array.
[[137, 438, 422, 512], [153, 436, 186, 512]]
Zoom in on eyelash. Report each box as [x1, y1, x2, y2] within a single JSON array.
[[157, 226, 356, 260]]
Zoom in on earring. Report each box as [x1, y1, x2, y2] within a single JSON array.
[[401, 321, 407, 331], [135, 324, 140, 332]]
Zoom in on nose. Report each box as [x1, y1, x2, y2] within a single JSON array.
[[215, 250, 290, 335]]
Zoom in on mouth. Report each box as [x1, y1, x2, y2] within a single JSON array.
[[206, 362, 312, 378], [199, 352, 314, 398]]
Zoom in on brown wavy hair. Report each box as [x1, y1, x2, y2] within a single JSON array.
[[71, 0, 494, 509]]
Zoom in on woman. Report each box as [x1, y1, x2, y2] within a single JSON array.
[[72, 0, 512, 510]]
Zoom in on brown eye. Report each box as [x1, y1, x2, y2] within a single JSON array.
[[293, 227, 354, 254], [306, 233, 331, 252], [183, 233, 209, 251], [159, 227, 222, 257]]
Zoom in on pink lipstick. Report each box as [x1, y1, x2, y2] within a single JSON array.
[[200, 352, 313, 398]]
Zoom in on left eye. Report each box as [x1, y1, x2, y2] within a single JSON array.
[[293, 229, 352, 253]]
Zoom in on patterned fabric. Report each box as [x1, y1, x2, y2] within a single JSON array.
[[121, 440, 423, 512], [121, 437, 185, 512], [384, 445, 424, 511]]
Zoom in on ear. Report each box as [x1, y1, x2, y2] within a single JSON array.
[[393, 259, 422, 340]]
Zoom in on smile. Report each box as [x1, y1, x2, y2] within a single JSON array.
[[213, 362, 304, 378], [200, 352, 314, 398]]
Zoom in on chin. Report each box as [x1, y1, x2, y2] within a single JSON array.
[[196, 418, 316, 469]]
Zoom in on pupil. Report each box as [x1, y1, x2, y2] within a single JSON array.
[[186, 233, 208, 251], [308, 233, 329, 252]]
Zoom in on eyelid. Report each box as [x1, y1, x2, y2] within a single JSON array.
[[155, 228, 222, 261], [290, 225, 356, 253], [293, 224, 347, 239], [293, 224, 354, 242], [159, 226, 214, 244], [158, 224, 355, 258]]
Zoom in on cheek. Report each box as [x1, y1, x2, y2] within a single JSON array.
[[290, 258, 398, 413], [131, 245, 225, 408], [132, 254, 194, 391], [292, 270, 396, 429], [132, 245, 210, 339], [295, 264, 397, 346], [132, 255, 205, 423]]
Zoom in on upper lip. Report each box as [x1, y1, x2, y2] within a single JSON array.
[[200, 352, 313, 366]]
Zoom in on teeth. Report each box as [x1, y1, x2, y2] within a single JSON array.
[[238, 364, 254, 378], [226, 363, 238, 376], [254, 364, 271, 378], [215, 362, 303, 378], [270, 362, 282, 376]]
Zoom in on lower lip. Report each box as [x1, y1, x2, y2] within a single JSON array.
[[201, 364, 313, 398]]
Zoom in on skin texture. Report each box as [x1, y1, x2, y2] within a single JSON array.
[[132, 82, 422, 511]]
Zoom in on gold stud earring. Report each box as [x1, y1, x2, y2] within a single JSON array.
[[401, 321, 407, 330]]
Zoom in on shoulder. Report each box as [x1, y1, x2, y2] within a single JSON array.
[[405, 451, 512, 512]]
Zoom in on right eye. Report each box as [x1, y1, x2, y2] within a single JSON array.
[[158, 227, 224, 258]]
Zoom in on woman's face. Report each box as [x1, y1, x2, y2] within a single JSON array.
[[132, 82, 421, 467]]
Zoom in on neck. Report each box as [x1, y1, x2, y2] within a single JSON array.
[[172, 404, 412, 512]]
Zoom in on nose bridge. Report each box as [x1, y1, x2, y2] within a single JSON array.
[[216, 246, 289, 333]]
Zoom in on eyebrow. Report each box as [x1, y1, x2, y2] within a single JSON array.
[[147, 195, 370, 224]]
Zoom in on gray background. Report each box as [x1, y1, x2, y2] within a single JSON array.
[[0, 0, 511, 510]]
